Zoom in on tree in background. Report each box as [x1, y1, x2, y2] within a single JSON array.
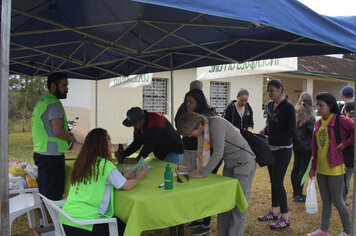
[[9, 74, 47, 132], [343, 53, 355, 60]]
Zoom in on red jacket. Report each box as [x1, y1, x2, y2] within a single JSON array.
[[311, 114, 354, 171]]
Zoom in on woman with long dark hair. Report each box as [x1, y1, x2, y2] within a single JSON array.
[[291, 92, 315, 202], [258, 79, 296, 230], [307, 92, 353, 236], [174, 89, 216, 235], [61, 128, 148, 236]]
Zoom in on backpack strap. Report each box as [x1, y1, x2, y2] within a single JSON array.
[[224, 139, 256, 158]]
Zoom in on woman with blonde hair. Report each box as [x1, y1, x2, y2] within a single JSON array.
[[177, 112, 256, 236], [291, 92, 315, 202]]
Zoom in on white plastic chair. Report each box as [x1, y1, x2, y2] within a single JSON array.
[[39, 194, 119, 236], [9, 188, 49, 230]]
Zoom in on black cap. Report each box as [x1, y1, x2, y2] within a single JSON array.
[[122, 107, 144, 127]]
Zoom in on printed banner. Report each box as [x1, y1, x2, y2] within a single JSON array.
[[197, 57, 298, 80], [109, 73, 152, 88]]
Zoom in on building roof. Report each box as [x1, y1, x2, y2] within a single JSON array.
[[298, 55, 355, 79]]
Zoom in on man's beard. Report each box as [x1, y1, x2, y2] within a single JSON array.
[[54, 87, 67, 99]]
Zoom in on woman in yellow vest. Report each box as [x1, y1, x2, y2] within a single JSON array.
[[308, 92, 353, 236], [61, 128, 148, 236]]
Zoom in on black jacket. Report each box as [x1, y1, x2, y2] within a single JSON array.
[[124, 111, 184, 160], [293, 117, 315, 151], [223, 101, 254, 130], [265, 99, 296, 146]]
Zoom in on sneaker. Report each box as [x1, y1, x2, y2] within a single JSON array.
[[192, 226, 211, 236], [294, 195, 306, 203], [186, 220, 203, 228], [338, 233, 351, 236], [258, 211, 280, 221], [306, 229, 329, 236], [270, 217, 291, 230]]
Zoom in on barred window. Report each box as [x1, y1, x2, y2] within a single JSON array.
[[143, 78, 168, 114], [210, 81, 230, 115]]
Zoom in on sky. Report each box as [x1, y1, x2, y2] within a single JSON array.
[[299, 0, 356, 16]]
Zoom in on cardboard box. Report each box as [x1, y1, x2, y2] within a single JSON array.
[[33, 225, 55, 236]]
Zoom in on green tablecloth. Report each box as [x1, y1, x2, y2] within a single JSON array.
[[65, 158, 247, 236]]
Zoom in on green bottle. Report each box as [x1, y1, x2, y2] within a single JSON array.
[[164, 164, 173, 190]]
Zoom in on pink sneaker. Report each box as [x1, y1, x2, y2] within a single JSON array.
[[306, 229, 329, 236], [338, 233, 350, 236]]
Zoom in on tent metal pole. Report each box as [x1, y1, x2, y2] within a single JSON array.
[[170, 54, 174, 125], [12, 8, 137, 54], [95, 79, 98, 128], [11, 20, 137, 36], [352, 58, 356, 236], [0, 0, 12, 235]]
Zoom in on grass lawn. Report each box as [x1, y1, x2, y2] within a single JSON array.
[[9, 132, 351, 236]]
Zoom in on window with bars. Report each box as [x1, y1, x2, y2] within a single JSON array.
[[142, 78, 168, 114], [210, 81, 230, 115]]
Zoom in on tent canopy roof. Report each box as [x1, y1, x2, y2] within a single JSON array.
[[9, 0, 356, 80]]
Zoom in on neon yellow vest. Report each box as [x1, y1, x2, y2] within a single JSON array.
[[61, 158, 117, 231], [31, 93, 68, 153]]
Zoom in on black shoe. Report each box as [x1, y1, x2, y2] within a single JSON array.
[[192, 226, 211, 235], [186, 220, 203, 228], [293, 195, 306, 202]]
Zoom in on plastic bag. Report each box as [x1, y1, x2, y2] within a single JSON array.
[[305, 178, 318, 214], [24, 164, 38, 179]]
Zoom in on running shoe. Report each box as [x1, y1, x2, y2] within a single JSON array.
[[192, 226, 211, 235], [186, 220, 203, 228], [338, 232, 350, 236], [306, 229, 329, 236], [270, 217, 291, 230], [258, 211, 280, 221]]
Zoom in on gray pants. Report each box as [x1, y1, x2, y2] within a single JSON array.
[[218, 161, 256, 236], [343, 167, 353, 201], [317, 173, 352, 234]]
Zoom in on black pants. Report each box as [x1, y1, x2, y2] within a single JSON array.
[[63, 217, 126, 236], [33, 152, 65, 200], [267, 148, 292, 214], [202, 160, 223, 226], [291, 148, 312, 196]]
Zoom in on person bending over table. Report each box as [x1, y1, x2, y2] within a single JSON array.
[[61, 128, 148, 236], [119, 107, 184, 165], [176, 112, 256, 236]]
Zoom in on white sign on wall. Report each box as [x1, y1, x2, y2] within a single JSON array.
[[109, 73, 152, 88], [197, 57, 298, 80]]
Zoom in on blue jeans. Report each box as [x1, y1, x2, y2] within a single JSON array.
[[164, 153, 183, 165]]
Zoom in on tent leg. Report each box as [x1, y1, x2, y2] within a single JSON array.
[[170, 54, 174, 125], [95, 80, 98, 128], [352, 59, 356, 236], [0, 0, 12, 235]]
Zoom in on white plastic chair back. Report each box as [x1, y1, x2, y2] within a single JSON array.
[[9, 188, 49, 231], [39, 194, 118, 236]]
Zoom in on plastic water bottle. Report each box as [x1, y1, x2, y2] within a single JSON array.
[[164, 164, 173, 190]]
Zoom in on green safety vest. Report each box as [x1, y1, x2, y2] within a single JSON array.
[[61, 158, 117, 231], [31, 93, 69, 153]]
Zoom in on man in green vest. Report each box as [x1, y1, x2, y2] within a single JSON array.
[[32, 72, 76, 201]]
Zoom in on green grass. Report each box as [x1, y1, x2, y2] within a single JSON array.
[[9, 131, 351, 236]]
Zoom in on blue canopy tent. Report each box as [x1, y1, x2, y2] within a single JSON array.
[[0, 0, 355, 235]]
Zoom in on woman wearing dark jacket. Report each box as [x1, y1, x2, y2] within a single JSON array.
[[258, 79, 296, 230], [223, 89, 254, 131], [291, 92, 315, 202], [174, 89, 216, 236]]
